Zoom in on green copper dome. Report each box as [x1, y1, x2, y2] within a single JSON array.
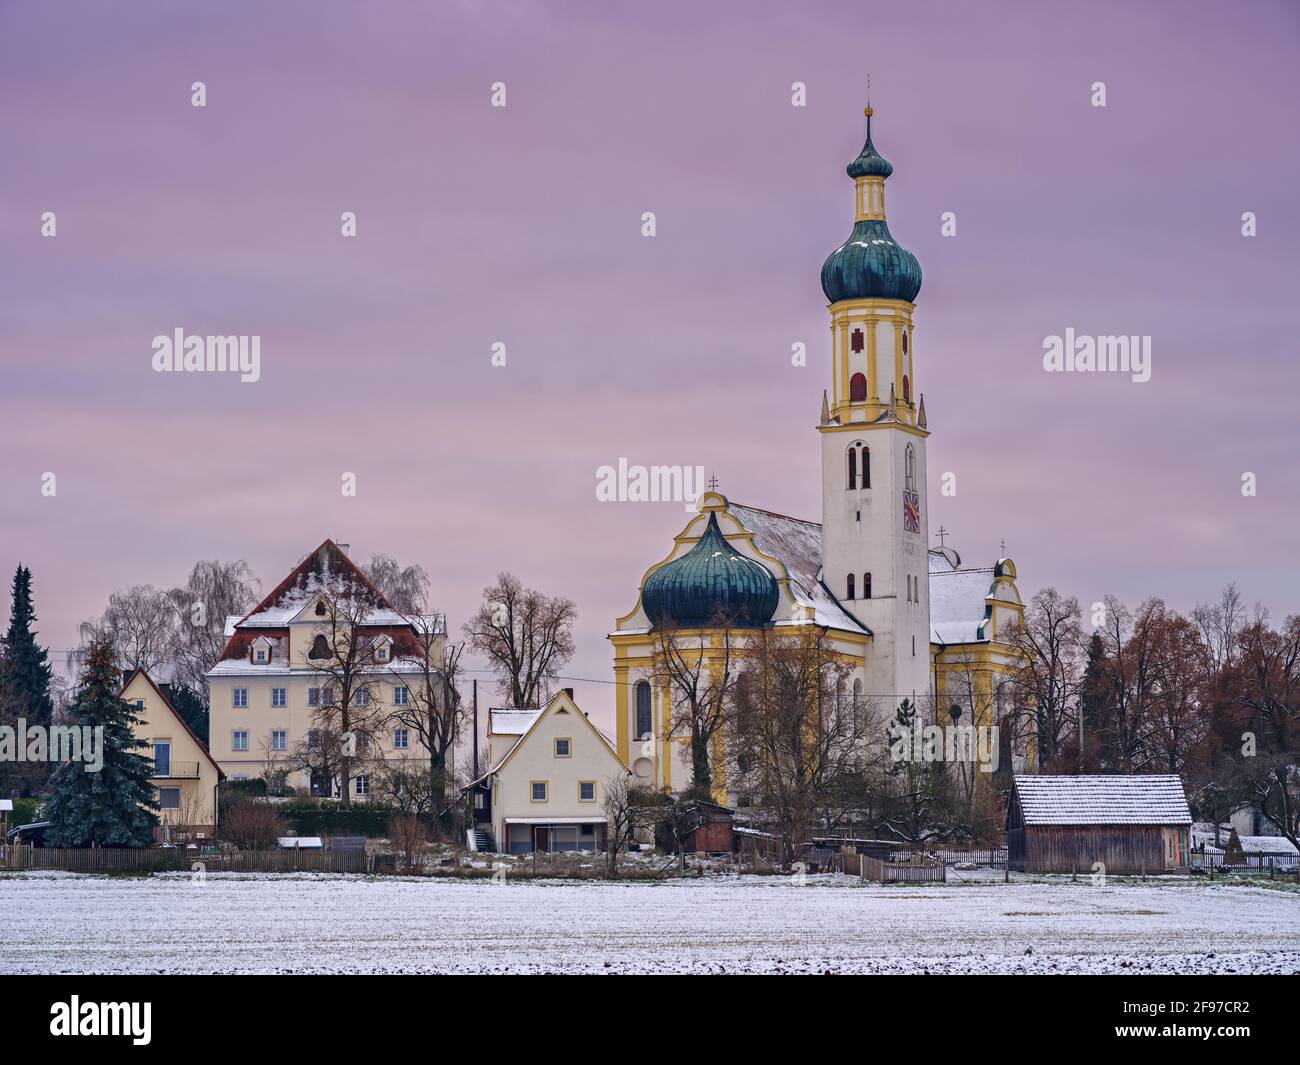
[[821, 219, 922, 303], [821, 108, 922, 304], [642, 513, 779, 628], [846, 110, 893, 179]]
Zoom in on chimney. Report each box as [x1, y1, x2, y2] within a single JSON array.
[[563, 687, 575, 700], [337, 543, 350, 556]]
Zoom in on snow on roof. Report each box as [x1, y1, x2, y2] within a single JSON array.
[[278, 836, 323, 849], [1014, 775, 1192, 826], [931, 566, 997, 645], [728, 503, 867, 633], [1233, 835, 1299, 856], [488, 708, 544, 735]]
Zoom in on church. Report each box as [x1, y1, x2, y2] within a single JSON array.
[[609, 106, 1026, 801]]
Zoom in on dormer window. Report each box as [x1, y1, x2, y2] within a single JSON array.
[[254, 648, 267, 663], [373, 635, 393, 664], [250, 637, 274, 665], [376, 645, 389, 662]]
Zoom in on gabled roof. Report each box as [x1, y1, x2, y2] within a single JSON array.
[[1013, 774, 1191, 826], [1229, 832, 1299, 856], [468, 691, 629, 786], [120, 669, 225, 780], [727, 502, 867, 633]]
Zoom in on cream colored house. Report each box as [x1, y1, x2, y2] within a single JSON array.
[[206, 540, 445, 801], [467, 690, 630, 854], [121, 669, 224, 840]]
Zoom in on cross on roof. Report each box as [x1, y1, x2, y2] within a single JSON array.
[[936, 525, 948, 546], [707, 473, 720, 491]]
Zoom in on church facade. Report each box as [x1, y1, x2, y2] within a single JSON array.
[[609, 107, 1026, 800]]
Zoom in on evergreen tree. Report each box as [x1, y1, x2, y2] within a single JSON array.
[[45, 639, 158, 848], [1, 564, 55, 794], [166, 683, 208, 744]]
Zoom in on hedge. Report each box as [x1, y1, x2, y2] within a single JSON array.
[[278, 801, 399, 838]]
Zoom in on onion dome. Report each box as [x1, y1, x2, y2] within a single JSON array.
[[846, 110, 893, 179], [642, 513, 779, 628], [820, 107, 922, 304]]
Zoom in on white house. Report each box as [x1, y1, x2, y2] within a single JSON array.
[[467, 689, 630, 855]]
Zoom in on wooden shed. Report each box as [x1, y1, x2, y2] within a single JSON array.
[[1006, 774, 1191, 874]]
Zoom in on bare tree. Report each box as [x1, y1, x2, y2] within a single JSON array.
[[76, 585, 178, 676], [464, 573, 576, 709], [726, 626, 856, 863], [601, 773, 646, 877], [168, 559, 260, 698], [363, 555, 430, 617], [648, 611, 742, 795], [1002, 588, 1084, 770], [388, 629, 464, 804], [1192, 583, 1246, 679], [305, 574, 392, 807], [220, 798, 289, 850]]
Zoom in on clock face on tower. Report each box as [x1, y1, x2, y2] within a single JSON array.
[[903, 490, 921, 533]]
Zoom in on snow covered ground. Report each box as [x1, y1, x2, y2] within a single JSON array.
[[1, 870, 1297, 974]]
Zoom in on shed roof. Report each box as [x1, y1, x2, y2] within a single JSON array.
[[1014, 774, 1191, 826], [1231, 834, 1299, 856]]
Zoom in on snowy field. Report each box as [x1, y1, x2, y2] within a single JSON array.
[[2, 870, 1298, 974]]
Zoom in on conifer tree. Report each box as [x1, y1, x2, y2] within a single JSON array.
[[1, 564, 55, 793], [44, 639, 158, 848]]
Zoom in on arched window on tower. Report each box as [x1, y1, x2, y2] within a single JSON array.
[[851, 329, 864, 354], [635, 681, 652, 741], [847, 447, 857, 490], [902, 331, 909, 355], [846, 574, 855, 600], [847, 442, 870, 490], [905, 444, 916, 492], [849, 372, 867, 403], [862, 446, 870, 488], [863, 572, 872, 599], [902, 374, 910, 404]]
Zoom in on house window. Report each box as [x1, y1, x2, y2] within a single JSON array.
[[554, 738, 571, 758], [153, 741, 171, 777], [579, 781, 596, 803], [849, 371, 867, 403], [322, 687, 336, 707], [232, 730, 249, 752], [355, 775, 370, 797], [353, 689, 369, 706], [375, 644, 389, 663], [531, 781, 548, 802], [308, 634, 330, 660], [306, 729, 319, 750], [393, 686, 409, 706], [232, 688, 247, 708], [847, 574, 855, 600], [308, 687, 320, 707], [863, 572, 872, 599], [271, 729, 287, 751], [393, 728, 409, 749], [271, 687, 287, 708], [134, 699, 145, 709], [635, 681, 652, 740], [254, 647, 267, 664], [159, 787, 181, 811]]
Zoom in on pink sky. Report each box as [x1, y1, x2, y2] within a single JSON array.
[[2, 0, 1298, 722]]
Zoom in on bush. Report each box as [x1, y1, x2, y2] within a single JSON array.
[[9, 796, 41, 827], [219, 798, 289, 850], [278, 801, 397, 838], [389, 814, 430, 873]]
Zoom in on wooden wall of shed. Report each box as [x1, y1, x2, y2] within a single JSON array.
[[1022, 825, 1171, 874]]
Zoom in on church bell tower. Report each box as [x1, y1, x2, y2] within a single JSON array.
[[818, 104, 932, 709]]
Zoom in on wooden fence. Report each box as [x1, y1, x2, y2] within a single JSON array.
[[860, 854, 946, 884], [1, 845, 369, 874]]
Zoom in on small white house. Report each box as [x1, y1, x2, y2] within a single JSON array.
[[467, 690, 630, 855]]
